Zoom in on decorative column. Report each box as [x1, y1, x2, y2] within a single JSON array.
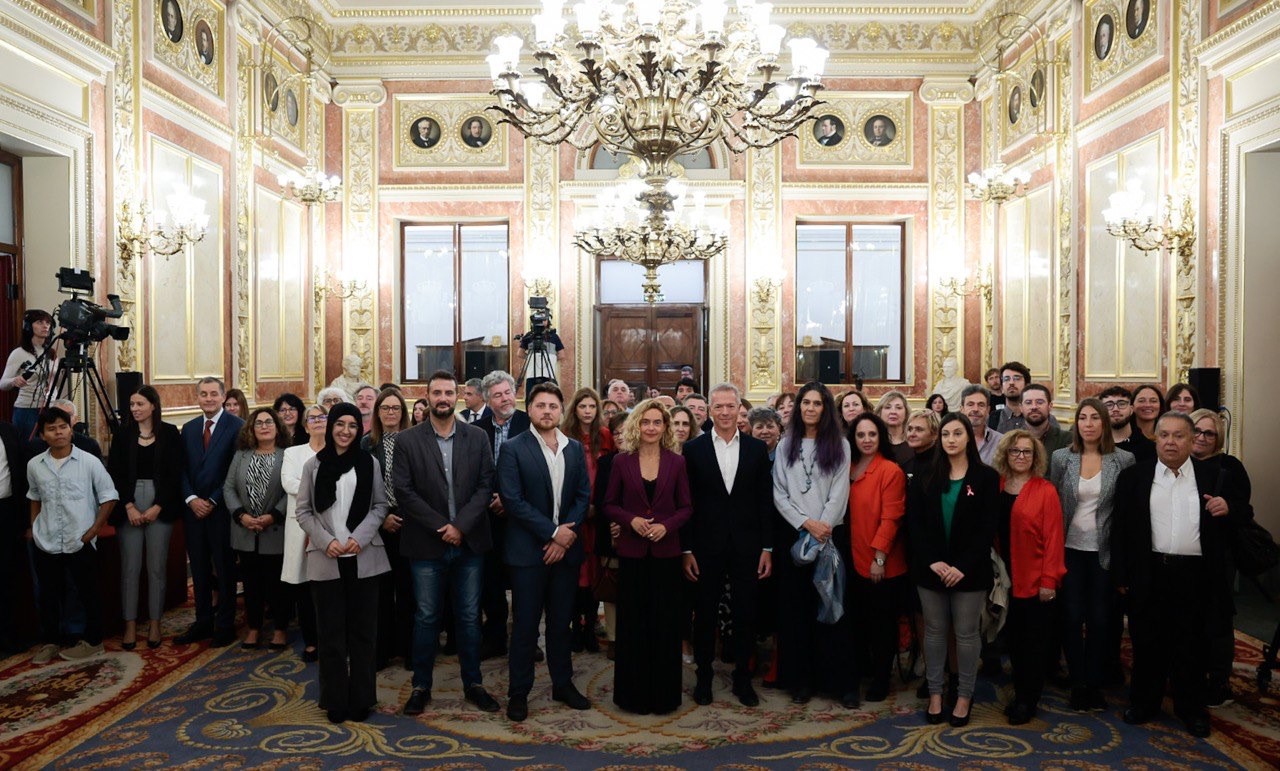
[[1054, 29, 1075, 402], [232, 4, 256, 393], [1172, 0, 1202, 381], [921, 78, 974, 388], [524, 141, 560, 318], [745, 145, 782, 401], [333, 81, 385, 386], [112, 0, 141, 374]]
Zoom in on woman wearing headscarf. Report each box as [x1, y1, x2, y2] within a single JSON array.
[[294, 403, 390, 723]]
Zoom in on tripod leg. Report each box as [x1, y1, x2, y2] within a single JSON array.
[[83, 360, 120, 434]]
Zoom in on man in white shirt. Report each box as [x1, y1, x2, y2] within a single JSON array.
[[1113, 412, 1242, 739], [495, 382, 592, 722], [26, 408, 118, 664]]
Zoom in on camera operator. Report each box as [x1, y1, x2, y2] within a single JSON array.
[[2, 310, 58, 439], [516, 300, 564, 387]]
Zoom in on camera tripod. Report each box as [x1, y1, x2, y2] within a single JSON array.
[[518, 334, 558, 395], [42, 339, 120, 434]]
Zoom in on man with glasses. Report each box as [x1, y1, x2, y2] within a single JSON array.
[[994, 362, 1061, 434], [1100, 386, 1155, 461]]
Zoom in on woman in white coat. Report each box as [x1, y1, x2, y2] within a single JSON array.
[[281, 403, 327, 662]]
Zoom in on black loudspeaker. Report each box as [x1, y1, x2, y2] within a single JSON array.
[[1187, 367, 1222, 410], [817, 350, 841, 385], [463, 351, 487, 382], [115, 371, 143, 415]]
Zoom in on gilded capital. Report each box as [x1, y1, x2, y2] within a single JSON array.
[[920, 78, 975, 106], [333, 81, 387, 108]]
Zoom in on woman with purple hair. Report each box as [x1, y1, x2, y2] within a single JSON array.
[[771, 382, 853, 706]]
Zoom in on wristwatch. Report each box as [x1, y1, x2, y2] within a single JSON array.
[[873, 555, 886, 567]]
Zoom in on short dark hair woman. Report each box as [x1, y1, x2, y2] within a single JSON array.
[[273, 393, 309, 446], [772, 382, 852, 705], [294, 403, 391, 723], [1165, 382, 1201, 414]]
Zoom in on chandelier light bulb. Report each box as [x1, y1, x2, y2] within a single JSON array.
[[574, 0, 605, 39], [635, 3, 662, 27], [494, 34, 524, 70], [757, 23, 785, 57]]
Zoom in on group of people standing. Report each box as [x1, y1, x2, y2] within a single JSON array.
[[0, 342, 1255, 739]]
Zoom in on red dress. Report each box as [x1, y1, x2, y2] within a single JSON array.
[[578, 426, 616, 587]]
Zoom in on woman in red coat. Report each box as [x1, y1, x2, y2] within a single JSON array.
[[562, 387, 616, 653], [993, 429, 1066, 725], [603, 399, 693, 714]]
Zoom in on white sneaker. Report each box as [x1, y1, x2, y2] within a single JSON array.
[[59, 640, 104, 661], [31, 643, 60, 665]]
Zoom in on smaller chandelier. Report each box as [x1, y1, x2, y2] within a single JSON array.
[[279, 165, 342, 205], [575, 177, 727, 303], [117, 190, 209, 262], [966, 163, 1029, 204], [1103, 182, 1195, 255]]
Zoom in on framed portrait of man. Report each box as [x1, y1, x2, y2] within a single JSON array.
[[1126, 0, 1150, 40], [814, 114, 845, 147], [1008, 86, 1023, 125], [1029, 69, 1046, 109], [263, 72, 279, 112], [285, 88, 299, 127], [863, 115, 895, 147], [160, 0, 184, 44], [410, 116, 441, 149], [1095, 14, 1115, 61], [461, 116, 492, 148], [194, 19, 215, 66]]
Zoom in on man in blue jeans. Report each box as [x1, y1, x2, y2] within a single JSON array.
[[393, 370, 499, 715]]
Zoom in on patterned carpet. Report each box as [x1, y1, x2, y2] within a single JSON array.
[[3, 606, 1279, 769]]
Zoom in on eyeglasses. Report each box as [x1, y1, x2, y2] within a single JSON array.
[[1193, 429, 1218, 439], [306, 414, 327, 423], [1101, 400, 1130, 410], [253, 419, 276, 428], [379, 404, 403, 412], [1007, 448, 1034, 458], [276, 405, 297, 413]]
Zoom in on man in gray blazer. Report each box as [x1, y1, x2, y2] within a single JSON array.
[[393, 370, 500, 716]]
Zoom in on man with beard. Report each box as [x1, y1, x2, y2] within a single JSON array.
[[994, 362, 1061, 433], [475, 371, 530, 659], [1020, 384, 1071, 455], [354, 384, 378, 434], [1100, 386, 1155, 462], [396, 371, 500, 716], [960, 385, 1003, 465], [496, 382, 592, 721]]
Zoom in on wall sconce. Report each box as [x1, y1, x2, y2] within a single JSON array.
[[116, 193, 209, 264], [279, 165, 342, 205], [938, 265, 993, 301], [966, 163, 1029, 205], [314, 268, 366, 302], [751, 268, 784, 306], [1104, 184, 1196, 257]]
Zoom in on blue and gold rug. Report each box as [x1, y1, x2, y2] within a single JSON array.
[[3, 614, 1278, 769]]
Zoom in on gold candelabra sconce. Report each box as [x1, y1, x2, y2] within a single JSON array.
[[314, 269, 366, 302], [938, 265, 994, 301], [1104, 189, 1196, 257], [116, 196, 209, 264]]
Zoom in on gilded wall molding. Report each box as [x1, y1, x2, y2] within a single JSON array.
[[1055, 32, 1074, 401], [336, 81, 383, 384], [113, 0, 139, 374], [1172, 0, 1202, 381], [234, 31, 254, 393], [922, 79, 970, 389], [524, 141, 559, 320], [746, 145, 782, 397]]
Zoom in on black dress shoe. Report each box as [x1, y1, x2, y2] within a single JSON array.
[[147, 636, 162, 650], [507, 695, 528, 722], [1006, 702, 1035, 725], [174, 625, 212, 645], [210, 630, 236, 648], [552, 683, 591, 710], [121, 639, 137, 652], [693, 681, 713, 706], [534, 646, 546, 663], [1180, 712, 1211, 738], [840, 690, 861, 710], [403, 687, 430, 716], [349, 707, 370, 723], [327, 709, 347, 724], [925, 708, 945, 725], [1123, 706, 1156, 725], [790, 687, 812, 704], [240, 639, 262, 651], [268, 641, 288, 652], [949, 711, 971, 728], [465, 685, 501, 713], [734, 681, 760, 708]]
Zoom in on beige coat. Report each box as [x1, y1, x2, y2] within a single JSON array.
[[294, 455, 391, 582]]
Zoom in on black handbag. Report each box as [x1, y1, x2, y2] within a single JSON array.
[[1234, 520, 1280, 577]]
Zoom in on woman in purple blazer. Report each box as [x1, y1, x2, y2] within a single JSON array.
[[603, 399, 694, 715]]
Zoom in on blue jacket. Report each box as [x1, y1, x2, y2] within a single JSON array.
[[180, 411, 245, 506], [496, 429, 590, 568]]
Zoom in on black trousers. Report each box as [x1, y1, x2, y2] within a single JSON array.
[[237, 550, 287, 631], [693, 548, 760, 683], [481, 516, 508, 649], [311, 558, 380, 714], [183, 506, 237, 631], [850, 573, 907, 690], [1129, 555, 1210, 717], [284, 580, 317, 647], [615, 556, 683, 714], [775, 542, 854, 695], [34, 544, 102, 646], [0, 496, 25, 648], [377, 529, 414, 664], [508, 559, 577, 699], [1007, 595, 1055, 707]]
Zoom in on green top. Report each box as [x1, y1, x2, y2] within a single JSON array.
[[941, 478, 963, 540]]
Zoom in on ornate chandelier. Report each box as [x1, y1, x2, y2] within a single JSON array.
[[488, 0, 828, 176], [574, 177, 727, 303], [966, 163, 1029, 205], [278, 164, 342, 205]]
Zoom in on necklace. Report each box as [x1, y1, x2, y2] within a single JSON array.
[[799, 442, 817, 494]]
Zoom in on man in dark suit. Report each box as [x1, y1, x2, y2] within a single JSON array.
[[682, 383, 774, 707], [176, 377, 244, 647], [396, 370, 500, 716], [474, 370, 530, 658], [1112, 412, 1245, 738], [496, 382, 592, 722], [459, 378, 490, 424], [0, 420, 28, 653]]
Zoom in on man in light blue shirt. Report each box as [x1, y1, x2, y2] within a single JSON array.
[[27, 407, 118, 664]]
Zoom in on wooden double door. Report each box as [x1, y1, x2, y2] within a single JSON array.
[[598, 304, 704, 395]]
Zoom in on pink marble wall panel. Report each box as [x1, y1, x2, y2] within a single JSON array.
[[32, 0, 106, 40], [1209, 0, 1272, 35], [141, 62, 231, 129], [1201, 74, 1226, 368]]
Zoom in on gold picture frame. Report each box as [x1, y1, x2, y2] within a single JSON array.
[[153, 0, 224, 99], [797, 92, 913, 168], [394, 95, 507, 169]]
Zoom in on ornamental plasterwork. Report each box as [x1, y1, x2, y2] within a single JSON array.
[[921, 80, 970, 388], [797, 92, 912, 168], [1001, 46, 1053, 151], [52, 0, 96, 23], [113, 0, 138, 373], [393, 95, 507, 169], [332, 21, 527, 59], [524, 141, 558, 318], [1172, 0, 1200, 379], [1085, 0, 1160, 96], [261, 49, 306, 151], [338, 85, 382, 383], [746, 145, 781, 395], [153, 0, 226, 99], [1054, 31, 1074, 401], [235, 36, 254, 392], [785, 20, 974, 54]]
